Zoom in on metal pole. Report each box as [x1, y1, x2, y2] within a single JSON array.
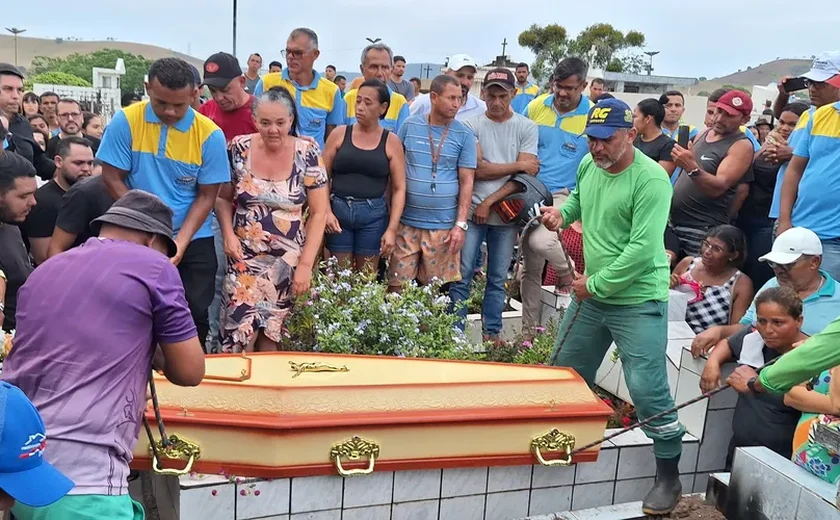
[[5, 28, 26, 67], [232, 0, 238, 57]]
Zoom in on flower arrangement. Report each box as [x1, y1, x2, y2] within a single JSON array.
[[282, 258, 472, 360]]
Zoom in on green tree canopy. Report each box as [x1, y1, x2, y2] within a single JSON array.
[[24, 72, 91, 90], [30, 49, 153, 94], [518, 23, 647, 82]]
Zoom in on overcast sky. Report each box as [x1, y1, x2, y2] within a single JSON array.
[[5, 0, 838, 80]]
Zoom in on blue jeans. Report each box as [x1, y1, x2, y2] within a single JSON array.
[[738, 215, 775, 289], [449, 223, 518, 336], [207, 216, 226, 352], [821, 238, 840, 282], [325, 195, 389, 256]]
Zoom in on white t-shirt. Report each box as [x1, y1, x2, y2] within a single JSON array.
[[409, 93, 486, 121]]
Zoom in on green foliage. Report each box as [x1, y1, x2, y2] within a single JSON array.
[[30, 49, 153, 94], [722, 84, 751, 95], [698, 91, 710, 97], [517, 23, 570, 84], [25, 71, 91, 90], [282, 259, 472, 359], [699, 76, 708, 81], [518, 23, 647, 84]]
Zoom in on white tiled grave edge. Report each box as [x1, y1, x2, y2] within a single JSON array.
[[466, 298, 523, 345], [135, 432, 706, 519], [135, 289, 737, 519]]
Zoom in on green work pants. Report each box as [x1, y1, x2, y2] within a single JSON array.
[[551, 298, 685, 459]]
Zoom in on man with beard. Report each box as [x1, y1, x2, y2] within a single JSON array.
[[45, 99, 101, 161], [511, 62, 539, 114], [670, 90, 754, 257], [388, 55, 415, 102], [410, 54, 486, 121], [0, 151, 37, 331], [22, 136, 95, 265], [540, 98, 684, 516]]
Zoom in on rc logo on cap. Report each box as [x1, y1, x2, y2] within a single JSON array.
[[205, 62, 220, 73], [624, 109, 632, 123], [20, 433, 46, 459], [590, 107, 613, 124], [732, 96, 743, 107]]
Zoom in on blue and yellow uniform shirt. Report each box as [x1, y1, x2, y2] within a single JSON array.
[[511, 82, 540, 115], [791, 102, 840, 239], [740, 125, 761, 151], [254, 69, 345, 149], [769, 106, 815, 219], [522, 93, 593, 191], [96, 101, 230, 240], [343, 87, 410, 133]]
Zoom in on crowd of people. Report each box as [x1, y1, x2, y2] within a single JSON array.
[[1, 24, 840, 519]]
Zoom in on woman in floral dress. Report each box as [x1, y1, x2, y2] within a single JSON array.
[[216, 87, 329, 352]]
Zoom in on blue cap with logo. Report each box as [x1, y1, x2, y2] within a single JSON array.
[[0, 381, 73, 507], [584, 98, 634, 139]]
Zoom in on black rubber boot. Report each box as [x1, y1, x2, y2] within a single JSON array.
[[642, 455, 682, 515]]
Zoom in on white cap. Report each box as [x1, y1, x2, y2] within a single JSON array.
[[759, 227, 823, 265], [801, 51, 840, 83], [447, 54, 478, 72]]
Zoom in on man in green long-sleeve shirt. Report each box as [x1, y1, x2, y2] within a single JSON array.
[[540, 98, 685, 516]]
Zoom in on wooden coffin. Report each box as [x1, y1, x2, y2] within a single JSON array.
[[131, 352, 612, 478]]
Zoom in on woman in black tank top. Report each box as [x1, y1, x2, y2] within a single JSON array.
[[321, 80, 406, 273]]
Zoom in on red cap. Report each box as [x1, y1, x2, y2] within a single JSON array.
[[827, 75, 840, 89], [712, 90, 753, 117]]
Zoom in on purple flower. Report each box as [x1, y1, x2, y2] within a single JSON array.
[[522, 341, 533, 348], [535, 326, 545, 333]]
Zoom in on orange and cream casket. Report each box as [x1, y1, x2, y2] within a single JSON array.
[[131, 352, 612, 478]]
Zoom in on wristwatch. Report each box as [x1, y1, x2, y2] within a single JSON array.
[[455, 221, 469, 231], [687, 168, 701, 178], [747, 376, 758, 393]]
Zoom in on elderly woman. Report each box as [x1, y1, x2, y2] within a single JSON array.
[[691, 227, 840, 357], [216, 86, 329, 353]]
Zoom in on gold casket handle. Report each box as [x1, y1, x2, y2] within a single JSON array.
[[530, 428, 576, 467], [150, 434, 202, 476], [330, 436, 380, 477]]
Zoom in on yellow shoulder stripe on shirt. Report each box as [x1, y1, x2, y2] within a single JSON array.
[[345, 88, 408, 120], [123, 101, 218, 166]]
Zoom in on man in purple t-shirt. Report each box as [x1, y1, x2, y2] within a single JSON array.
[[1, 190, 205, 519]]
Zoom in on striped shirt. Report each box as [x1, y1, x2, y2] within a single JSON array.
[[791, 102, 840, 239], [398, 115, 477, 230]]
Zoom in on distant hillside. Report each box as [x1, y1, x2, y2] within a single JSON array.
[[0, 35, 204, 73], [695, 58, 812, 93]]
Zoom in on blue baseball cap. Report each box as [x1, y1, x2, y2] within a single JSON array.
[[584, 98, 634, 139], [0, 381, 73, 507]]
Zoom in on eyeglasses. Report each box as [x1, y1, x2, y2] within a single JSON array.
[[805, 79, 831, 89], [699, 240, 725, 254], [767, 257, 804, 272], [57, 112, 82, 119], [281, 49, 307, 59]]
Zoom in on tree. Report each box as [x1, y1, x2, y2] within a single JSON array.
[[30, 49, 153, 94], [518, 23, 646, 83], [699, 76, 708, 81], [24, 72, 91, 90], [568, 24, 645, 71], [517, 24, 571, 83], [698, 91, 711, 97]]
